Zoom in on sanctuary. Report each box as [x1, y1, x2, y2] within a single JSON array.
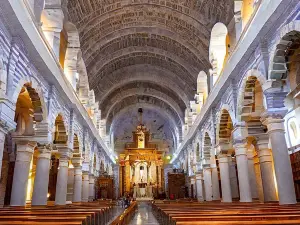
[[118, 108, 165, 200]]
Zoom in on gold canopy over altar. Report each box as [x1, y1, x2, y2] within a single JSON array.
[[118, 108, 165, 199]]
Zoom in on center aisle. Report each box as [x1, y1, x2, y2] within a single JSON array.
[[129, 201, 159, 225]]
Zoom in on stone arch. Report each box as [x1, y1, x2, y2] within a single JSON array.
[[12, 79, 47, 123], [13, 83, 47, 136], [202, 131, 213, 164], [209, 22, 229, 84], [268, 21, 300, 80], [216, 108, 234, 145], [236, 69, 267, 121], [73, 133, 80, 157], [53, 114, 68, 144]]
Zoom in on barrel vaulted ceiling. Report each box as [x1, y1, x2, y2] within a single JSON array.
[[65, 0, 234, 151]]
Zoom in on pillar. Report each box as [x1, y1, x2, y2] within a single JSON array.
[[190, 177, 196, 199], [0, 129, 6, 180], [89, 175, 95, 202], [247, 150, 259, 199], [195, 173, 204, 202], [254, 156, 265, 202], [55, 149, 71, 205], [256, 136, 277, 202], [72, 165, 82, 202], [66, 167, 74, 202], [82, 172, 89, 202], [234, 142, 252, 202], [218, 154, 232, 202], [203, 167, 213, 201], [10, 141, 36, 206], [228, 156, 239, 199], [211, 167, 220, 200], [41, 7, 64, 57], [31, 147, 51, 206], [263, 116, 296, 204], [210, 149, 220, 200]]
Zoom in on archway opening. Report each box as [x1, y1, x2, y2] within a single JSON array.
[[48, 114, 67, 201], [218, 109, 240, 199], [3, 83, 44, 206]]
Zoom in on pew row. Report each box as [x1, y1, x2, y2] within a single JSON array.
[[152, 201, 300, 225], [0, 200, 113, 225]]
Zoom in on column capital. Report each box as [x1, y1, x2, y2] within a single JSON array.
[[262, 117, 285, 134], [261, 109, 286, 130], [89, 175, 95, 183], [256, 134, 269, 150], [56, 144, 72, 160], [71, 156, 83, 167], [195, 172, 203, 180], [218, 154, 229, 163], [37, 145, 52, 159], [74, 166, 82, 176], [233, 140, 248, 156], [246, 149, 255, 159], [232, 121, 248, 145], [216, 143, 233, 155]]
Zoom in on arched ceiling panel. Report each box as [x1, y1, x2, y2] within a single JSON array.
[[89, 52, 195, 90], [101, 81, 186, 119], [66, 0, 234, 150], [94, 65, 194, 104], [84, 32, 206, 71]]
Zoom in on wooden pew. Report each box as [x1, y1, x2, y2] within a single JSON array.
[[0, 201, 113, 225], [152, 201, 300, 225]]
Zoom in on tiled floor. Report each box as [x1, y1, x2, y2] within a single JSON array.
[[129, 201, 159, 225]]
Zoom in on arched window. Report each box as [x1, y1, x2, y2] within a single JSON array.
[[288, 118, 300, 147], [209, 23, 229, 85]]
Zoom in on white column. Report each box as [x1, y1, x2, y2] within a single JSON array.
[[257, 137, 278, 202], [10, 141, 36, 206], [55, 150, 70, 205], [41, 8, 64, 57], [247, 150, 259, 199], [218, 154, 232, 202], [203, 167, 213, 201], [82, 172, 89, 202], [211, 167, 220, 200], [210, 149, 220, 201], [31, 148, 51, 206], [195, 173, 204, 202], [228, 156, 239, 199], [89, 175, 95, 202], [263, 116, 296, 204], [67, 167, 74, 202], [72, 165, 82, 202], [0, 129, 6, 180], [234, 142, 252, 202]]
